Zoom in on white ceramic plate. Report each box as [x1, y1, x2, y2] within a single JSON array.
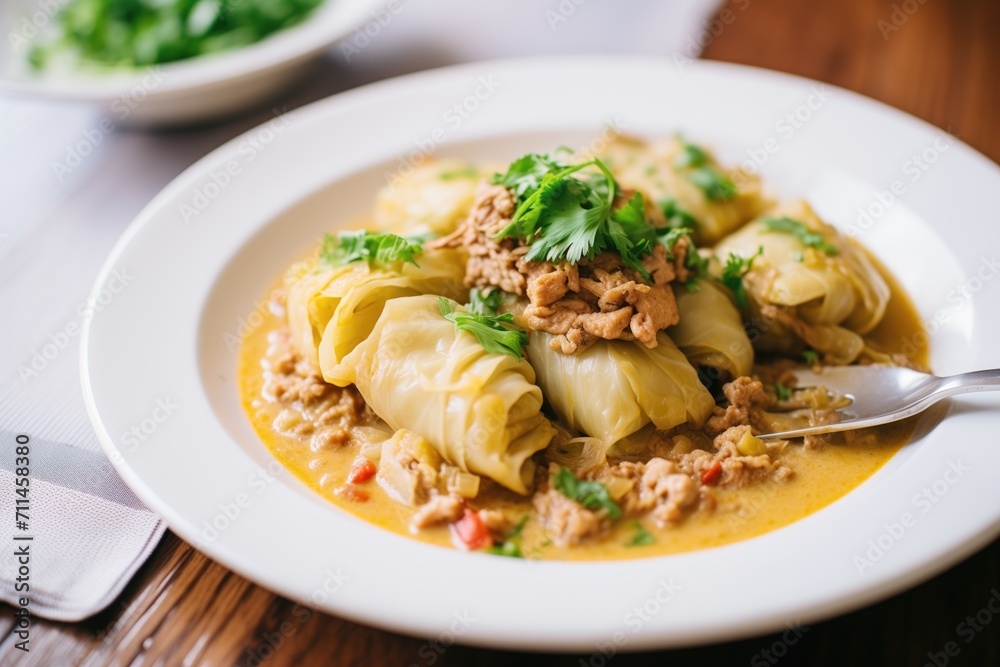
[[0, 0, 384, 126], [81, 56, 1000, 651]]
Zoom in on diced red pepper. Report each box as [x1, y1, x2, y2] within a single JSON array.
[[335, 486, 369, 503], [450, 509, 493, 551], [347, 458, 377, 484], [701, 461, 723, 486]]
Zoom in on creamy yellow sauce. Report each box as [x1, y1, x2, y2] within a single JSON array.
[[238, 257, 927, 560]]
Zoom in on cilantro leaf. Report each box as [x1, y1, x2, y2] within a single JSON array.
[[495, 155, 654, 279], [686, 166, 737, 202], [487, 515, 529, 558], [775, 382, 792, 401], [467, 288, 501, 316], [760, 216, 840, 255], [803, 349, 820, 365], [626, 520, 656, 547], [721, 246, 763, 308], [320, 231, 424, 268], [438, 298, 528, 360], [674, 140, 710, 169], [659, 198, 700, 229], [553, 467, 622, 520]]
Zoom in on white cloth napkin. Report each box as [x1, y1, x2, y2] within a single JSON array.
[[0, 0, 721, 621]]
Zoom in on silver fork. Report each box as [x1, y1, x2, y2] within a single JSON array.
[[757, 367, 1000, 440]]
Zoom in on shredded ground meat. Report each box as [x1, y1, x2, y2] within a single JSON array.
[[429, 182, 687, 353], [533, 464, 613, 546], [409, 494, 465, 532]]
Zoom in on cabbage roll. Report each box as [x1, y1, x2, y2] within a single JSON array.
[[600, 135, 771, 246], [526, 330, 716, 448], [339, 295, 555, 494], [374, 160, 501, 237], [712, 200, 890, 364], [285, 248, 467, 372], [669, 279, 754, 380]]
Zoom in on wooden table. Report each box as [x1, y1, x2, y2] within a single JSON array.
[[4, 0, 999, 664]]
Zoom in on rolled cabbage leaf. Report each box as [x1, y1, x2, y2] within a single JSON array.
[[600, 135, 772, 246], [669, 279, 754, 380], [712, 200, 890, 364], [339, 295, 555, 494], [374, 160, 501, 236], [526, 330, 716, 448], [285, 247, 467, 372]]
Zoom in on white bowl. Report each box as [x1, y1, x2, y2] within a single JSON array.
[[0, 0, 385, 126], [81, 56, 1000, 650]]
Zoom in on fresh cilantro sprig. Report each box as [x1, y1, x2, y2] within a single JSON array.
[[626, 520, 656, 547], [674, 140, 710, 169], [487, 516, 529, 558], [760, 217, 840, 255], [721, 246, 764, 308], [467, 288, 502, 316], [803, 349, 820, 365], [553, 468, 622, 520], [438, 298, 528, 360], [493, 154, 654, 278], [320, 231, 424, 268]]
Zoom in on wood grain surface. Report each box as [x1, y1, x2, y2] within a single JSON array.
[[3, 0, 998, 664]]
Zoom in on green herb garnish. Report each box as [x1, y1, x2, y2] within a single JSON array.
[[659, 198, 700, 230], [720, 247, 763, 308], [674, 140, 710, 169], [487, 516, 529, 558], [553, 468, 622, 520], [28, 0, 324, 69], [320, 231, 424, 269], [803, 349, 820, 365], [775, 382, 792, 401], [467, 288, 502, 316], [626, 520, 656, 547], [686, 166, 738, 202], [438, 298, 528, 360], [761, 217, 839, 255], [493, 154, 654, 278], [438, 165, 479, 181]]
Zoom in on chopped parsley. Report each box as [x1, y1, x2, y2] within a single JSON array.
[[553, 468, 622, 520], [674, 140, 710, 169], [487, 516, 529, 558], [438, 298, 528, 361], [320, 231, 424, 268], [626, 520, 656, 547], [659, 198, 700, 229], [775, 382, 793, 401], [686, 166, 738, 202], [720, 246, 764, 308], [492, 154, 655, 278], [803, 349, 820, 365], [761, 217, 839, 255], [467, 288, 502, 316]]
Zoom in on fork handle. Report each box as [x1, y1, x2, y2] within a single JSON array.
[[938, 369, 1000, 396]]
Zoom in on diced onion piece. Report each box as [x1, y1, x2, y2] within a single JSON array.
[[737, 431, 768, 457]]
